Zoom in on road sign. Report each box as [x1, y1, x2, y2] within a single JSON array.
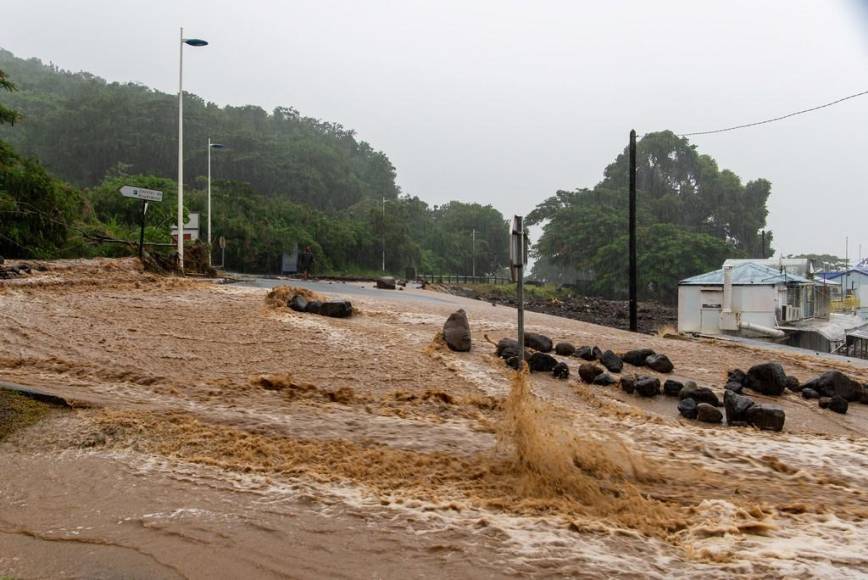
[[218, 235, 226, 249], [120, 186, 163, 202]]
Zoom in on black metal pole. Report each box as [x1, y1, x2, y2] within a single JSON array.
[[628, 130, 638, 332], [139, 200, 147, 260]]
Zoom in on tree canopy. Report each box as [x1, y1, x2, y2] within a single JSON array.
[[528, 131, 773, 301]]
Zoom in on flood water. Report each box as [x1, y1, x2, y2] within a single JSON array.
[[1, 259, 867, 578]]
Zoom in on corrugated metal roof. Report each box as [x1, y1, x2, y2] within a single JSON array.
[[816, 268, 868, 280], [722, 258, 812, 277], [680, 262, 816, 286], [847, 323, 868, 340]]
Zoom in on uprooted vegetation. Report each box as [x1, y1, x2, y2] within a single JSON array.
[[0, 389, 58, 440]]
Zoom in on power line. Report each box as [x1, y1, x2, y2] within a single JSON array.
[[679, 89, 868, 137]]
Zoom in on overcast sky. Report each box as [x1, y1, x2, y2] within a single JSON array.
[[2, 0, 867, 260]]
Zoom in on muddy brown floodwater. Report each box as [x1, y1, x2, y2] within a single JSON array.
[[1, 258, 867, 578]]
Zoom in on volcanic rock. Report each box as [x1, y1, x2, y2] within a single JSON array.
[[696, 403, 723, 423], [319, 300, 353, 318], [727, 368, 747, 386], [724, 381, 745, 394], [678, 398, 698, 419], [623, 349, 655, 366], [746, 405, 786, 431], [579, 363, 605, 384], [803, 371, 863, 402], [635, 376, 661, 397], [645, 353, 674, 373], [552, 362, 570, 379], [575, 346, 596, 361], [745, 363, 788, 396], [524, 333, 553, 353], [528, 352, 558, 372], [555, 342, 575, 356], [801, 388, 820, 400], [592, 346, 603, 361], [376, 276, 396, 290], [620, 375, 636, 394], [600, 350, 623, 373], [288, 295, 309, 312], [442, 309, 471, 352], [663, 379, 684, 397], [724, 390, 756, 424], [679, 384, 720, 407], [785, 376, 801, 392], [305, 300, 322, 315], [592, 372, 616, 386]]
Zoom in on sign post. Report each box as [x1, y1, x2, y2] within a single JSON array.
[[218, 235, 226, 269], [510, 216, 527, 370], [120, 186, 163, 260]]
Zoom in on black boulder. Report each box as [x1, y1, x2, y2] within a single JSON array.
[[645, 354, 674, 373], [600, 350, 623, 373], [623, 349, 655, 366]]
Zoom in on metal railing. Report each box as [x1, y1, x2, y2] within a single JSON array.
[[830, 295, 860, 313], [420, 274, 510, 285]]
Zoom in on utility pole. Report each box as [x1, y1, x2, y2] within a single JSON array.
[[472, 228, 476, 278], [381, 196, 386, 272], [628, 129, 638, 332]]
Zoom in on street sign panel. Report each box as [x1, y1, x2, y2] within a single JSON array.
[[120, 186, 163, 202]]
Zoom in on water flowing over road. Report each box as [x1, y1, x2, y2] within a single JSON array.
[[1, 259, 867, 578]]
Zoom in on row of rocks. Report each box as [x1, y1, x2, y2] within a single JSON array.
[[526, 334, 675, 374], [288, 294, 353, 318], [727, 363, 865, 415]]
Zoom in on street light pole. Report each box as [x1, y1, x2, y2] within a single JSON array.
[[472, 228, 476, 277], [177, 27, 208, 272], [177, 27, 184, 270], [381, 196, 386, 273], [207, 139, 225, 267]]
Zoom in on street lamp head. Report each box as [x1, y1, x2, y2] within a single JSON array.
[[210, 143, 226, 149], [183, 38, 208, 47]]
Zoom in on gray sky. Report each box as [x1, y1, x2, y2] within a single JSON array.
[[2, 0, 867, 260]]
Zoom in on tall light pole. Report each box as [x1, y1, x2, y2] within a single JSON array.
[[207, 138, 225, 267], [472, 228, 476, 277], [381, 196, 386, 272], [177, 27, 208, 271]]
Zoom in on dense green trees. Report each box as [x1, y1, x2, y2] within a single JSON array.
[[528, 131, 773, 301], [0, 50, 398, 211], [0, 52, 509, 274]]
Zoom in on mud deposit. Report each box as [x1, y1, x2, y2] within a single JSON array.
[[1, 259, 867, 578]]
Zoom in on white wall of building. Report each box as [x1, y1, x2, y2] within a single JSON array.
[[678, 284, 778, 334]]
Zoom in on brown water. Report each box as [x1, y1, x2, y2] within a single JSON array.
[[1, 260, 868, 578]]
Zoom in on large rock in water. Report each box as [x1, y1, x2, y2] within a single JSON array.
[[746, 405, 785, 431], [678, 398, 698, 419], [552, 362, 570, 379], [575, 346, 596, 361], [528, 352, 558, 372], [623, 349, 655, 366], [593, 372, 616, 386], [555, 342, 576, 356], [524, 333, 553, 353], [635, 377, 661, 397], [288, 294, 308, 312], [600, 350, 623, 373], [376, 277, 396, 289], [819, 396, 848, 414], [679, 383, 720, 407], [745, 363, 788, 396], [645, 354, 674, 373], [727, 368, 747, 386], [620, 374, 636, 394], [785, 376, 801, 392], [320, 300, 353, 318], [696, 403, 723, 424], [663, 379, 684, 397], [801, 388, 820, 400], [579, 363, 605, 383], [442, 309, 471, 352], [724, 389, 756, 424], [305, 300, 322, 315], [495, 338, 529, 364], [803, 371, 863, 402]]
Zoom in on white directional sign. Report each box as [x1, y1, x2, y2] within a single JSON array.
[[120, 186, 163, 202]]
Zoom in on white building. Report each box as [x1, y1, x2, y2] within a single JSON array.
[[678, 261, 832, 339], [170, 212, 200, 243]]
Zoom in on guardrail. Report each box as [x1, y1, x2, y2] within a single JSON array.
[[419, 274, 510, 285], [830, 296, 860, 312]]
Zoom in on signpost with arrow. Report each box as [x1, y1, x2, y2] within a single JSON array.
[[120, 186, 163, 259]]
